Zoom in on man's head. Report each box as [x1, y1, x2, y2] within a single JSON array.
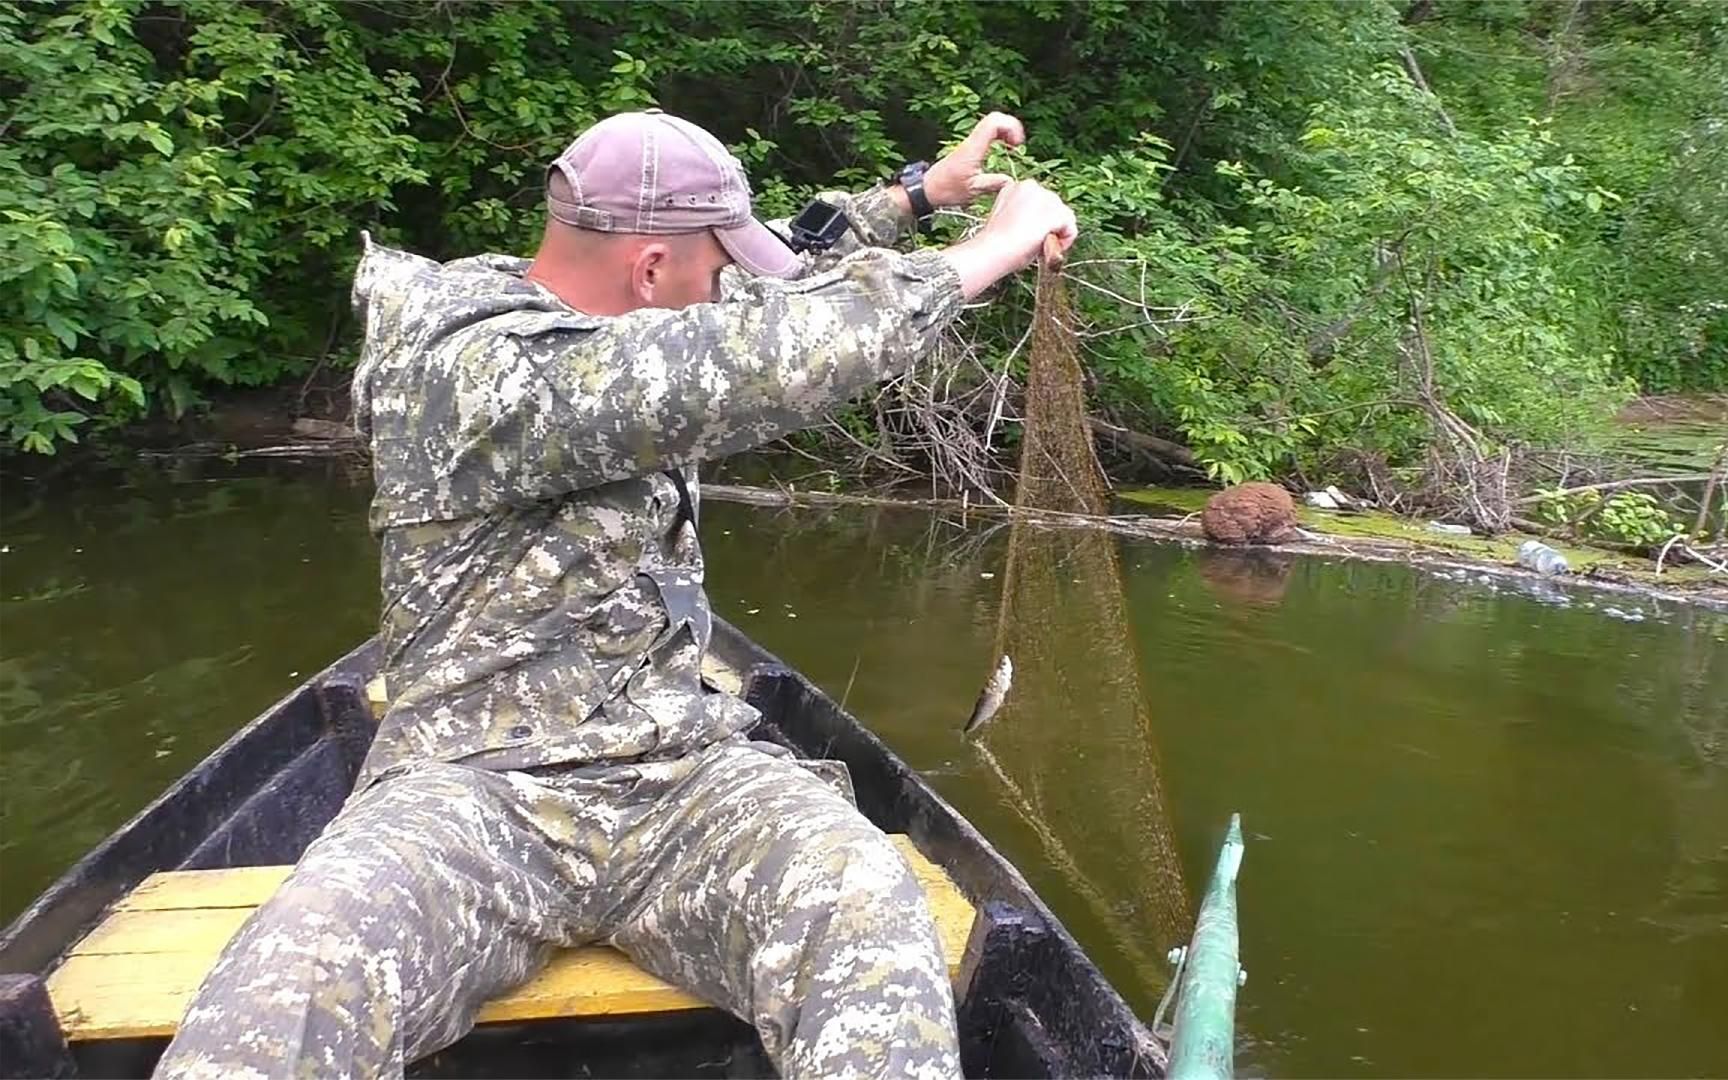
[[526, 111, 797, 315]]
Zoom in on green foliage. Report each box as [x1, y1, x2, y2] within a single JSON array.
[[0, 0, 424, 451], [965, 58, 1633, 484], [1533, 487, 1686, 548], [1595, 490, 1686, 547], [1193, 67, 1631, 470], [1414, 0, 1728, 392], [1, 0, 1719, 459]]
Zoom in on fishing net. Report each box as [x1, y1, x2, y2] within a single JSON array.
[[975, 244, 1193, 1001]]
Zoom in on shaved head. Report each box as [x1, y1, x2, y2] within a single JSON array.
[[526, 173, 734, 316]]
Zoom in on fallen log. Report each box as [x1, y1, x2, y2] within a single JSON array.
[[698, 483, 1727, 609], [1086, 417, 1201, 470]]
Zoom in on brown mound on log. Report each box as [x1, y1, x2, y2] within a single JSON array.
[[1201, 482, 1299, 545]]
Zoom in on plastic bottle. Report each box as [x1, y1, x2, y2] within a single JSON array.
[[1517, 540, 1570, 576]]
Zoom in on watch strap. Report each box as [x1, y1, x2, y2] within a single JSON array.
[[898, 161, 935, 228]]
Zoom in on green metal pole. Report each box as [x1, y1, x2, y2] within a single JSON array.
[[1168, 813, 1245, 1080]]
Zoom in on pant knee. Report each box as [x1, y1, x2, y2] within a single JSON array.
[[761, 831, 957, 1078], [761, 825, 946, 989], [826, 829, 926, 914]]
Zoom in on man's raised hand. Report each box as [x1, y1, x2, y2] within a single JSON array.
[[925, 112, 1028, 208], [943, 178, 1079, 300]]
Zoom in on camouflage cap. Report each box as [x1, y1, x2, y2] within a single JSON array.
[[548, 109, 799, 278]]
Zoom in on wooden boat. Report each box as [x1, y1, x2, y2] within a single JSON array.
[[0, 620, 1234, 1078]]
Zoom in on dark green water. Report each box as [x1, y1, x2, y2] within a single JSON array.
[[3, 463, 1725, 1077]]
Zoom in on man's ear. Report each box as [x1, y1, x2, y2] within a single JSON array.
[[629, 242, 672, 305]]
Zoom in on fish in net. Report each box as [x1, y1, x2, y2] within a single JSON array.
[[969, 237, 1194, 1003]]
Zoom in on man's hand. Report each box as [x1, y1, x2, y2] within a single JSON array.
[[942, 178, 1079, 300], [923, 112, 1026, 208]]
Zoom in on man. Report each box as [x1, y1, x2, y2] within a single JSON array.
[[155, 109, 1076, 1080]]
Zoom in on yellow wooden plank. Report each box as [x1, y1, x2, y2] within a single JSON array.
[[699, 654, 744, 696], [99, 841, 964, 962], [46, 946, 704, 1041], [117, 865, 292, 912], [476, 948, 706, 1023], [72, 907, 252, 956], [49, 952, 214, 1040], [50, 835, 973, 1041], [893, 836, 975, 972]]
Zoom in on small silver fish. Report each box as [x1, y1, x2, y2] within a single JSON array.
[[963, 654, 1013, 736]]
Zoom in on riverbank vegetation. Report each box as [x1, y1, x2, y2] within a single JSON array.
[[3, 1, 1723, 546]]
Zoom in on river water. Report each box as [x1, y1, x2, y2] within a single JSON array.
[[2, 460, 1725, 1077]]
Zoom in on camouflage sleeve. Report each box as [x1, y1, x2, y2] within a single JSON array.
[[809, 183, 918, 255], [438, 247, 962, 504], [736, 184, 918, 296]]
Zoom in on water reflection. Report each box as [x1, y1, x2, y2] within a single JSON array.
[[0, 462, 379, 919], [1196, 548, 1294, 609], [3, 461, 1725, 1077]]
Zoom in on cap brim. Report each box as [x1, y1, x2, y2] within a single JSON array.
[[715, 217, 800, 279]]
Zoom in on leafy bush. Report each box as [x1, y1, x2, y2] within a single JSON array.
[[1, 0, 424, 450], [1416, 0, 1728, 392], [1533, 487, 1686, 548], [1, 0, 1720, 461]]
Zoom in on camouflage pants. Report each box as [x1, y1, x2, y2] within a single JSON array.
[[151, 739, 958, 1079]]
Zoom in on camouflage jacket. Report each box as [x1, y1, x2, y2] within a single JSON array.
[[348, 186, 963, 791]]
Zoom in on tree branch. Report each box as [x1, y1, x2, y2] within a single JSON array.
[[1544, 0, 1588, 117], [1086, 417, 1200, 470], [1512, 474, 1719, 506], [1165, 86, 1213, 186], [1306, 231, 1410, 364], [1400, 47, 1458, 137], [1691, 441, 1726, 537]]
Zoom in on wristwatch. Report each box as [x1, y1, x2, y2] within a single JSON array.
[[896, 160, 935, 232]]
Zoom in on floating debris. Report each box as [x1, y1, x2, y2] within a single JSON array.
[[1304, 485, 1369, 512], [1517, 540, 1570, 577]]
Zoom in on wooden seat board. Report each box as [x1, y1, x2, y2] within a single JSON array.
[[47, 836, 973, 1041], [117, 864, 293, 912]]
